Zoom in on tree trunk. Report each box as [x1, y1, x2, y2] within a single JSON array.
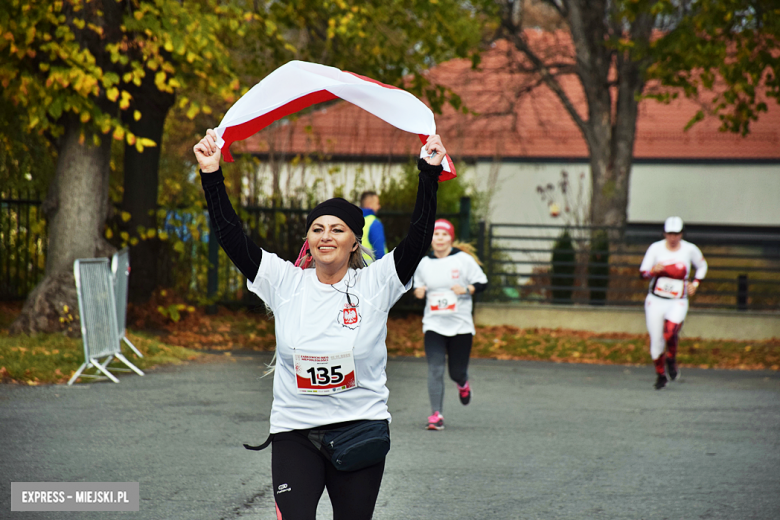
[[121, 81, 174, 303], [10, 117, 114, 335], [588, 143, 632, 228], [500, 0, 653, 230]]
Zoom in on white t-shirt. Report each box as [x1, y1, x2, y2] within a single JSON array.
[[639, 239, 708, 299], [413, 250, 488, 336], [247, 250, 410, 433]]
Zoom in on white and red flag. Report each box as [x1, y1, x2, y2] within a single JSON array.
[[214, 60, 456, 180]]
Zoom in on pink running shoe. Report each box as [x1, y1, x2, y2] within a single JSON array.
[[427, 411, 444, 431], [457, 381, 471, 405]]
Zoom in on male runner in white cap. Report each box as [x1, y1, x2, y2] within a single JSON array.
[[640, 217, 708, 389]]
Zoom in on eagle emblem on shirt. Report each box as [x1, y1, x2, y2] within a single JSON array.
[[337, 304, 361, 330]]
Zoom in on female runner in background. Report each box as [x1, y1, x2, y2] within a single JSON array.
[[413, 218, 487, 430]]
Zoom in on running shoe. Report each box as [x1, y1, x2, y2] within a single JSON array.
[[666, 357, 679, 382], [426, 411, 444, 431], [654, 373, 668, 390], [457, 381, 471, 405]]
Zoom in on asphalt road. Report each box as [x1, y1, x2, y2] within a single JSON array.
[[1, 353, 779, 520]]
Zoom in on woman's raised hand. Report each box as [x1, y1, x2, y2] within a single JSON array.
[[423, 135, 446, 166], [193, 129, 221, 173]]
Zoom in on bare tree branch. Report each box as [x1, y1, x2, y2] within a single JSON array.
[[502, 24, 590, 139]]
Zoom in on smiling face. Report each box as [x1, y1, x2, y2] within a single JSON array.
[[307, 215, 359, 271], [431, 229, 453, 255]]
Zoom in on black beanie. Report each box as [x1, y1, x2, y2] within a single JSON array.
[[306, 198, 365, 239]]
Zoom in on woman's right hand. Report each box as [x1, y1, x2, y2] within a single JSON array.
[[193, 129, 221, 173], [414, 286, 426, 299], [423, 135, 446, 166]]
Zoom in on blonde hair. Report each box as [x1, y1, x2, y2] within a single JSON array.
[[452, 240, 482, 266]]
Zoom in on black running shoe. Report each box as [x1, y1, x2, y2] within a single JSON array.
[[666, 358, 679, 381], [654, 374, 668, 390]]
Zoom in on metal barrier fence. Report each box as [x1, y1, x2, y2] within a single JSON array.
[[483, 223, 780, 311], [0, 190, 46, 300], [69, 258, 144, 385], [111, 248, 143, 357]]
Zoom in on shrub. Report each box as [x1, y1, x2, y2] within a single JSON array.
[[588, 230, 610, 305], [551, 230, 575, 304]]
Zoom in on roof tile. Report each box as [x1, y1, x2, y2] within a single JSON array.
[[240, 37, 779, 160]]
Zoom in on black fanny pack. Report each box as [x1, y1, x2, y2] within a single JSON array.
[[243, 419, 390, 473], [309, 419, 390, 472]]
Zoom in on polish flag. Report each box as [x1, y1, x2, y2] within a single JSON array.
[[214, 60, 456, 181]]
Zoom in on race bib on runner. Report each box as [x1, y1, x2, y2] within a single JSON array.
[[654, 277, 685, 299], [428, 290, 458, 314], [294, 351, 357, 395]]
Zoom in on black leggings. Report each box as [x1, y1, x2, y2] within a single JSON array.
[[271, 430, 385, 520], [424, 331, 473, 413]]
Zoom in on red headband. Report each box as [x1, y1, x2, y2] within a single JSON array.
[[434, 219, 455, 241]]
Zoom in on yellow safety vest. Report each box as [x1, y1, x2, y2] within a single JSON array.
[[362, 214, 387, 262]]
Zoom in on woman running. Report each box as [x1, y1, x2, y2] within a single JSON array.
[[413, 218, 488, 430], [640, 216, 707, 390], [194, 128, 447, 519]]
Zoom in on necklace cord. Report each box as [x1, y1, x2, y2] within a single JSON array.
[[330, 271, 359, 307]]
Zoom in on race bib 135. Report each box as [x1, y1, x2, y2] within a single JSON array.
[[294, 351, 357, 395]]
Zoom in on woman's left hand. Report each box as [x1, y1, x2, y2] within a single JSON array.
[[452, 284, 468, 295], [423, 135, 446, 166]]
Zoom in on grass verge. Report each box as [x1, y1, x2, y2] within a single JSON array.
[[0, 330, 210, 385], [385, 315, 780, 371], [2, 302, 777, 385]]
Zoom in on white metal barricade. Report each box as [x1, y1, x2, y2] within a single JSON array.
[[111, 248, 143, 357], [68, 258, 144, 385]]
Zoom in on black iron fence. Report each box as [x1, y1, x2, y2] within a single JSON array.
[[0, 190, 46, 300], [483, 223, 780, 311], [1, 194, 472, 309], [205, 201, 471, 309], [8, 193, 776, 312]]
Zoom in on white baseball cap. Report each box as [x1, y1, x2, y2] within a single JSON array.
[[664, 216, 684, 233]]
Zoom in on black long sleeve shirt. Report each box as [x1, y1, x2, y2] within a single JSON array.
[[200, 159, 442, 286]]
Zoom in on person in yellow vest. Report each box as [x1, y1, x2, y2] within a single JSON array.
[[361, 191, 388, 260]]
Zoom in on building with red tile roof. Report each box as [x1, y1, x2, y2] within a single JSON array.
[[240, 39, 778, 162], [237, 37, 779, 227]]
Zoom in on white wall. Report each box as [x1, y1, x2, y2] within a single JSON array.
[[248, 158, 780, 227], [247, 160, 407, 204], [472, 161, 590, 226], [472, 161, 780, 227], [628, 164, 780, 226]]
